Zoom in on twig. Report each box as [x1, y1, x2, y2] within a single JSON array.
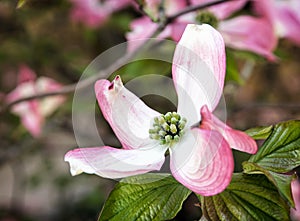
[[1, 0, 233, 113], [167, 0, 231, 22]]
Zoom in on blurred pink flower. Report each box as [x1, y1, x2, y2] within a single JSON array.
[[65, 24, 257, 196], [127, 0, 277, 60], [70, 0, 131, 28], [6, 65, 65, 137], [253, 0, 300, 46], [291, 179, 300, 221], [219, 15, 277, 61]]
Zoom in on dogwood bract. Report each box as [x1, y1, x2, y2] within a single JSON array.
[[65, 24, 257, 196]]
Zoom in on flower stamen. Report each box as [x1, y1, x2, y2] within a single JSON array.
[[149, 112, 187, 146]]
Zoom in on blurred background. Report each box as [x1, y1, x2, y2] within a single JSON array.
[[0, 0, 299, 220]]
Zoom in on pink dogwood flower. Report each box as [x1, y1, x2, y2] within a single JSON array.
[[70, 0, 131, 28], [127, 0, 277, 60], [6, 65, 65, 137], [253, 0, 300, 46], [65, 24, 257, 196]]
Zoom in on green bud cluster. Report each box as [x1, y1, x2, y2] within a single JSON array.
[[149, 112, 187, 146], [196, 11, 219, 29]]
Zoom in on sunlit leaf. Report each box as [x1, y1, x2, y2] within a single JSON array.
[[248, 120, 300, 173], [243, 120, 300, 206], [98, 173, 191, 221]]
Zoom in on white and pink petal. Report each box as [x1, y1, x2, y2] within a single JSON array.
[[95, 76, 160, 149], [200, 105, 257, 154], [172, 24, 226, 124], [170, 127, 234, 196], [65, 145, 167, 179]]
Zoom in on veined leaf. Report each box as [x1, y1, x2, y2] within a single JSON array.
[[198, 173, 289, 221], [248, 120, 300, 173], [243, 161, 295, 207], [98, 173, 191, 221]]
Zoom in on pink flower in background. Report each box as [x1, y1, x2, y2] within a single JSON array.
[[253, 0, 300, 46], [65, 24, 257, 196], [70, 0, 131, 28], [6, 65, 65, 137], [291, 179, 300, 221], [218, 15, 277, 61], [127, 0, 277, 60]]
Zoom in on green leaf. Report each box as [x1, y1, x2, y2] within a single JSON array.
[[98, 173, 191, 221], [243, 121, 300, 207], [198, 173, 289, 221], [248, 120, 300, 173], [245, 125, 273, 140], [243, 161, 295, 207]]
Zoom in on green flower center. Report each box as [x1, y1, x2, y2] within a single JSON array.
[[149, 112, 187, 146], [196, 11, 219, 28]]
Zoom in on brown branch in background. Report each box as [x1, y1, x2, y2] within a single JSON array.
[[1, 0, 232, 113], [167, 0, 230, 23]]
